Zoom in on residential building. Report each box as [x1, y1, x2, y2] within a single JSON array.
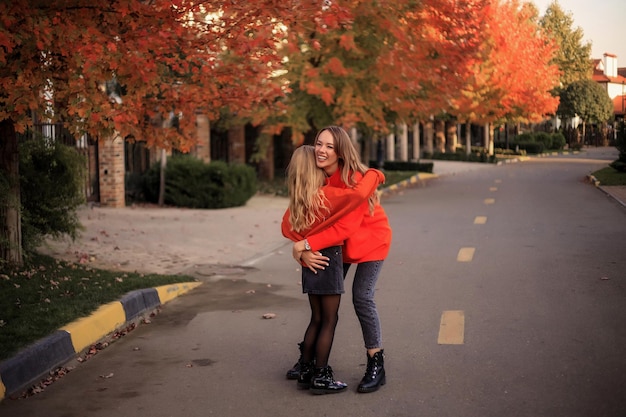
[[593, 53, 626, 121]]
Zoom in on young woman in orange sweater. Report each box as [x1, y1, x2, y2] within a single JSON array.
[[282, 144, 385, 394], [288, 126, 392, 394]]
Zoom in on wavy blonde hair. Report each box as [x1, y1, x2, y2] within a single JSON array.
[[287, 145, 330, 233], [315, 126, 379, 212]]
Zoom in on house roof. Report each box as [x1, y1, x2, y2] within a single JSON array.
[[592, 58, 626, 84], [592, 69, 626, 84]]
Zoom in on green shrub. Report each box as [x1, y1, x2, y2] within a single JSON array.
[[610, 122, 626, 172], [514, 141, 544, 154], [422, 150, 497, 163], [142, 155, 257, 208], [550, 132, 566, 150], [515, 132, 535, 143], [535, 132, 553, 150], [508, 132, 565, 151], [18, 138, 86, 253], [125, 172, 146, 204], [494, 147, 527, 156]]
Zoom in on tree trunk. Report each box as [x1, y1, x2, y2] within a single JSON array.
[[445, 121, 457, 153], [257, 133, 275, 181], [158, 149, 167, 207], [465, 122, 471, 156], [581, 121, 586, 146], [412, 122, 421, 161], [434, 119, 445, 153], [423, 118, 434, 156], [0, 119, 23, 265], [399, 123, 408, 161], [386, 132, 395, 162], [505, 123, 509, 150]]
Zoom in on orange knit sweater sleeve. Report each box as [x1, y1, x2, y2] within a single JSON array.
[[280, 169, 384, 243]]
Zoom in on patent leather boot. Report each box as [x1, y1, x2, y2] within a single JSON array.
[[297, 361, 314, 390], [286, 342, 304, 380], [310, 366, 347, 395], [357, 350, 386, 393]]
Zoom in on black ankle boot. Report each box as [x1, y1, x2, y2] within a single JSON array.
[[297, 361, 314, 390], [357, 350, 386, 393], [310, 365, 347, 395], [286, 342, 304, 380]]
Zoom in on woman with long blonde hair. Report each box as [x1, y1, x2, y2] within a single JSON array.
[[282, 145, 385, 394], [289, 127, 392, 394]]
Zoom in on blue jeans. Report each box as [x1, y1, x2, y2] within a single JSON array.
[[343, 261, 384, 350]]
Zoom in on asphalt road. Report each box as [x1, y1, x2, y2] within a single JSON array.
[[1, 150, 625, 417]]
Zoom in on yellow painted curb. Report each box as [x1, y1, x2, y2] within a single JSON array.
[[418, 173, 438, 180], [155, 282, 202, 304], [60, 301, 126, 353]]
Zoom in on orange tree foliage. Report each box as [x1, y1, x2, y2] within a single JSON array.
[[0, 0, 561, 150], [452, 0, 560, 125], [260, 0, 491, 142], [0, 0, 351, 263], [0, 0, 349, 150]]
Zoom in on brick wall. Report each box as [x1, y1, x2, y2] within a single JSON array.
[[194, 113, 211, 163], [98, 134, 125, 207]]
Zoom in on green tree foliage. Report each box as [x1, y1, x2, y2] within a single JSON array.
[[557, 79, 614, 123], [17, 138, 85, 253], [539, 1, 593, 88], [557, 79, 614, 141]]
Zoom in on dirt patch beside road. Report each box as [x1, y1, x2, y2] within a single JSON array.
[[38, 195, 290, 275]]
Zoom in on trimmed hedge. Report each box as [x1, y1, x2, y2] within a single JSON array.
[[370, 160, 434, 173], [610, 121, 626, 172], [422, 149, 497, 163], [495, 132, 566, 154], [142, 155, 257, 208]]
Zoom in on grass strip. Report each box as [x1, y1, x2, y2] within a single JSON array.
[[591, 167, 626, 186], [0, 253, 194, 361]]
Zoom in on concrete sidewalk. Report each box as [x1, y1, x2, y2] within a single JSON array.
[[1, 147, 623, 401]]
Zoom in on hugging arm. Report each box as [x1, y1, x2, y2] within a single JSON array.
[[282, 169, 384, 270]]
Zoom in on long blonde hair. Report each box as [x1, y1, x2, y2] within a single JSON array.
[[287, 145, 330, 233], [315, 126, 379, 212]]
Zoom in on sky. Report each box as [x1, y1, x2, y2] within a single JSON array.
[[532, 0, 626, 65]]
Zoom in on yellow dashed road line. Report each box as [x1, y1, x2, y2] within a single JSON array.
[[457, 247, 475, 262], [484, 198, 495, 205], [438, 310, 465, 345], [474, 216, 487, 224]]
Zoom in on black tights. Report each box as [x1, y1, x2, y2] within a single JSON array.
[[301, 294, 341, 368]]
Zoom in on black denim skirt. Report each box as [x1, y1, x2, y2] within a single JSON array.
[[301, 245, 344, 295]]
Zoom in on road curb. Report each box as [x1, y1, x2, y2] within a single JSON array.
[[0, 281, 201, 401], [587, 174, 626, 208], [379, 172, 438, 197]]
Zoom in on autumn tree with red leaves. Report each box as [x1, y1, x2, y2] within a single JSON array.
[[0, 0, 564, 264], [0, 0, 348, 264], [452, 0, 561, 153]]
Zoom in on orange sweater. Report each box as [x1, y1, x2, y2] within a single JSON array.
[[308, 170, 392, 263], [281, 169, 392, 263], [281, 169, 384, 249]]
